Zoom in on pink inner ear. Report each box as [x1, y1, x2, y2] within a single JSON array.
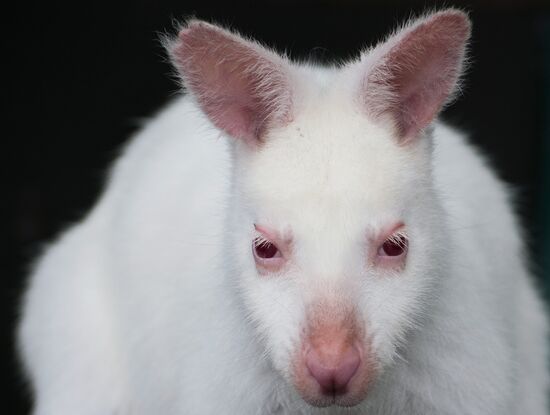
[[169, 21, 292, 146], [364, 11, 471, 141]]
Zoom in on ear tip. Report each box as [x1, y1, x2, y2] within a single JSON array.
[[182, 17, 212, 30], [177, 19, 219, 40], [432, 9, 472, 34], [419, 9, 471, 44], [167, 20, 215, 66]]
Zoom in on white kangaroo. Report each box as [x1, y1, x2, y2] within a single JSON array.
[[18, 9, 549, 415]]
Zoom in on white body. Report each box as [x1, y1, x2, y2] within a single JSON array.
[[18, 12, 549, 415], [18, 96, 548, 414]]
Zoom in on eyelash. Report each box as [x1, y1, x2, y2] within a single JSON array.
[[253, 236, 281, 259], [379, 231, 408, 255], [253, 234, 272, 248]]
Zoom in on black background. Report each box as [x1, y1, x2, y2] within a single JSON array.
[[4, 1, 549, 412]]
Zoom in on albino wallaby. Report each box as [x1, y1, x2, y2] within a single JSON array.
[[17, 9, 549, 415]]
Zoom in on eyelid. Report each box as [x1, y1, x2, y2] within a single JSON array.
[[383, 229, 408, 247], [254, 224, 279, 242], [374, 223, 407, 245]]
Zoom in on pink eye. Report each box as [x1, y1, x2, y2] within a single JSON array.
[[371, 225, 408, 270], [252, 225, 289, 274], [379, 235, 408, 257], [254, 240, 280, 259]]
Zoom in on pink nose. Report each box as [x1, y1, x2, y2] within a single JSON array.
[[305, 345, 361, 395]]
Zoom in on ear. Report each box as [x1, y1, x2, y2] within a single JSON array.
[[167, 20, 293, 147], [360, 10, 471, 142]]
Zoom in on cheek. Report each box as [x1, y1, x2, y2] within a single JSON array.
[[360, 275, 428, 365], [239, 275, 305, 372]]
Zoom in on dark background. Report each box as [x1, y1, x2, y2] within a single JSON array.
[[4, 0, 550, 412]]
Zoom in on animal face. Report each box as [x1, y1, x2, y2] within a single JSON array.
[[231, 106, 441, 407], [168, 10, 470, 407]]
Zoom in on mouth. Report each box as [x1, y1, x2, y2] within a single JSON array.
[[300, 390, 369, 408]]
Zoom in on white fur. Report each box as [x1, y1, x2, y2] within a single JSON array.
[[18, 15, 548, 415]]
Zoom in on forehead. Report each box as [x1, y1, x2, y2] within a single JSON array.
[[242, 101, 415, 231]]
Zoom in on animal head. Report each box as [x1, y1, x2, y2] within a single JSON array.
[[168, 10, 470, 407]]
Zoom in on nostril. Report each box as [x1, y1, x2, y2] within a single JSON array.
[[334, 346, 361, 389], [305, 346, 361, 395]]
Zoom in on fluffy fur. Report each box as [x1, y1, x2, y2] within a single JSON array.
[[17, 10, 548, 415]]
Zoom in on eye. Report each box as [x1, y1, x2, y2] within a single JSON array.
[[378, 234, 408, 257], [254, 240, 281, 259], [252, 226, 288, 274]]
